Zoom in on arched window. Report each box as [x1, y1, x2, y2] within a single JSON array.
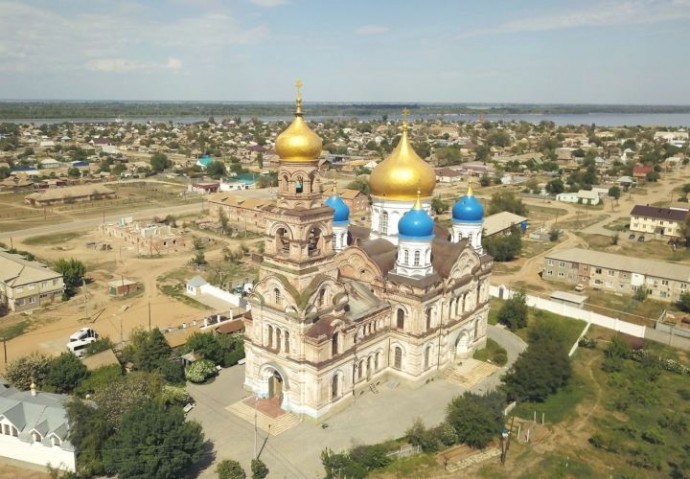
[[281, 174, 289, 192], [331, 374, 339, 399], [274, 288, 281, 305], [394, 346, 403, 370], [285, 331, 290, 353], [277, 228, 289, 254], [267, 325, 273, 347], [375, 352, 380, 370], [403, 249, 409, 265], [396, 309, 405, 329], [308, 227, 321, 256], [414, 250, 421, 266], [358, 360, 364, 380], [295, 175, 304, 193], [332, 332, 339, 356], [424, 346, 431, 369], [380, 211, 388, 234], [32, 432, 41, 442], [426, 308, 432, 330], [366, 356, 372, 379], [318, 288, 326, 307], [276, 328, 282, 352]]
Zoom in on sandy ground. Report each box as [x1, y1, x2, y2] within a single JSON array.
[[1, 227, 230, 371], [0, 463, 49, 479]]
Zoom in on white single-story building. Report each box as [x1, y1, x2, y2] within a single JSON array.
[[556, 189, 600, 205], [0, 381, 76, 472]]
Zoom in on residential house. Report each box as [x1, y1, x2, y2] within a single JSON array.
[[630, 205, 689, 238], [436, 167, 463, 184], [339, 188, 369, 213], [24, 184, 116, 207], [632, 164, 654, 182], [0, 381, 76, 472], [482, 211, 528, 237], [543, 247, 690, 302], [0, 249, 64, 313], [556, 190, 600, 205]]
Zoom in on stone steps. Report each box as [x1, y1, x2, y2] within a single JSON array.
[[226, 399, 301, 436], [446, 448, 501, 473]]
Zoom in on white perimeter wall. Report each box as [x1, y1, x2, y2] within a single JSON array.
[[490, 284, 646, 338], [0, 435, 76, 472]]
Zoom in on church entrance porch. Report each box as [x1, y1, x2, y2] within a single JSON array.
[[455, 332, 470, 358], [268, 370, 284, 402]]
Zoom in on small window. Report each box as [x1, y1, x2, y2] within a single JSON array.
[[274, 288, 281, 304], [662, 280, 669, 286], [595, 268, 602, 274], [414, 250, 421, 266]]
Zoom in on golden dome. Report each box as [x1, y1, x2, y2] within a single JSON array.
[[369, 112, 435, 201], [274, 80, 322, 162]]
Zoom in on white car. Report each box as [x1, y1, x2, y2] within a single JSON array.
[[69, 328, 98, 342], [67, 337, 97, 357]]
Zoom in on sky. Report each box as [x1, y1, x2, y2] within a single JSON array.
[[0, 0, 689, 104]]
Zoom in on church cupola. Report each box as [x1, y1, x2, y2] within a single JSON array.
[[324, 190, 350, 252], [368, 109, 436, 245], [395, 192, 435, 278], [275, 80, 323, 209], [451, 184, 484, 254]]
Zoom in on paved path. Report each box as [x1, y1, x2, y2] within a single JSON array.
[[187, 326, 528, 478]]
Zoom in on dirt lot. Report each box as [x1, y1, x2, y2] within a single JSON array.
[[0, 223, 257, 372]]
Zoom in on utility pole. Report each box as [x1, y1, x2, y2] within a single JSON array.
[[2, 337, 7, 365]]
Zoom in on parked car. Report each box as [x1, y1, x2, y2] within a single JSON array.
[[637, 235, 645, 242], [69, 328, 98, 342], [628, 233, 635, 240], [67, 337, 97, 357]]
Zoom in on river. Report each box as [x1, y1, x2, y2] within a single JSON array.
[[4, 112, 690, 127]]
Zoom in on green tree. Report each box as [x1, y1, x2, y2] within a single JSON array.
[[250, 458, 269, 479], [103, 400, 205, 479], [44, 352, 89, 394], [497, 290, 528, 331], [150, 152, 171, 173], [66, 398, 113, 477], [482, 226, 522, 261], [677, 291, 690, 313], [5, 352, 51, 390], [479, 174, 491, 187], [217, 459, 246, 479], [546, 178, 565, 194], [446, 391, 504, 449], [431, 196, 449, 214], [608, 185, 621, 201], [488, 191, 527, 216], [185, 332, 223, 364], [92, 372, 164, 426], [67, 166, 81, 178], [0, 165, 11, 179], [475, 144, 491, 163], [124, 328, 173, 373], [502, 326, 572, 402], [185, 359, 218, 383], [54, 258, 86, 298], [207, 160, 227, 179]]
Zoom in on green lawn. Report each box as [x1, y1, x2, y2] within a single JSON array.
[[0, 319, 30, 340], [515, 308, 587, 346], [23, 231, 84, 246], [473, 338, 508, 366], [512, 369, 591, 424]]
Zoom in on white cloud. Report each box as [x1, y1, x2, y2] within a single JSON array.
[[464, 0, 690, 37], [355, 25, 389, 36], [250, 0, 288, 7], [0, 1, 269, 74], [85, 56, 184, 73]]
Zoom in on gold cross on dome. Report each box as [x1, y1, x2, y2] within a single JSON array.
[[402, 107, 409, 122], [295, 79, 303, 98]]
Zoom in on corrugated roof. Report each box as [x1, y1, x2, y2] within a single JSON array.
[[630, 205, 689, 222]]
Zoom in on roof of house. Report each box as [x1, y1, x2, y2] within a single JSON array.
[[340, 189, 365, 200], [546, 247, 690, 283], [215, 319, 245, 334], [81, 349, 121, 371], [187, 275, 207, 288], [630, 205, 689, 222], [0, 249, 62, 287], [483, 211, 528, 237], [633, 164, 654, 176], [578, 190, 600, 200], [0, 386, 74, 449]]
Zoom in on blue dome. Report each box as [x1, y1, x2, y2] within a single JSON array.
[[452, 194, 484, 223], [398, 207, 435, 239], [324, 195, 350, 224]]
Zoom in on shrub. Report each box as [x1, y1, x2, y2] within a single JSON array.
[[217, 459, 246, 479], [223, 347, 246, 368], [185, 359, 218, 383], [493, 350, 508, 366]]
